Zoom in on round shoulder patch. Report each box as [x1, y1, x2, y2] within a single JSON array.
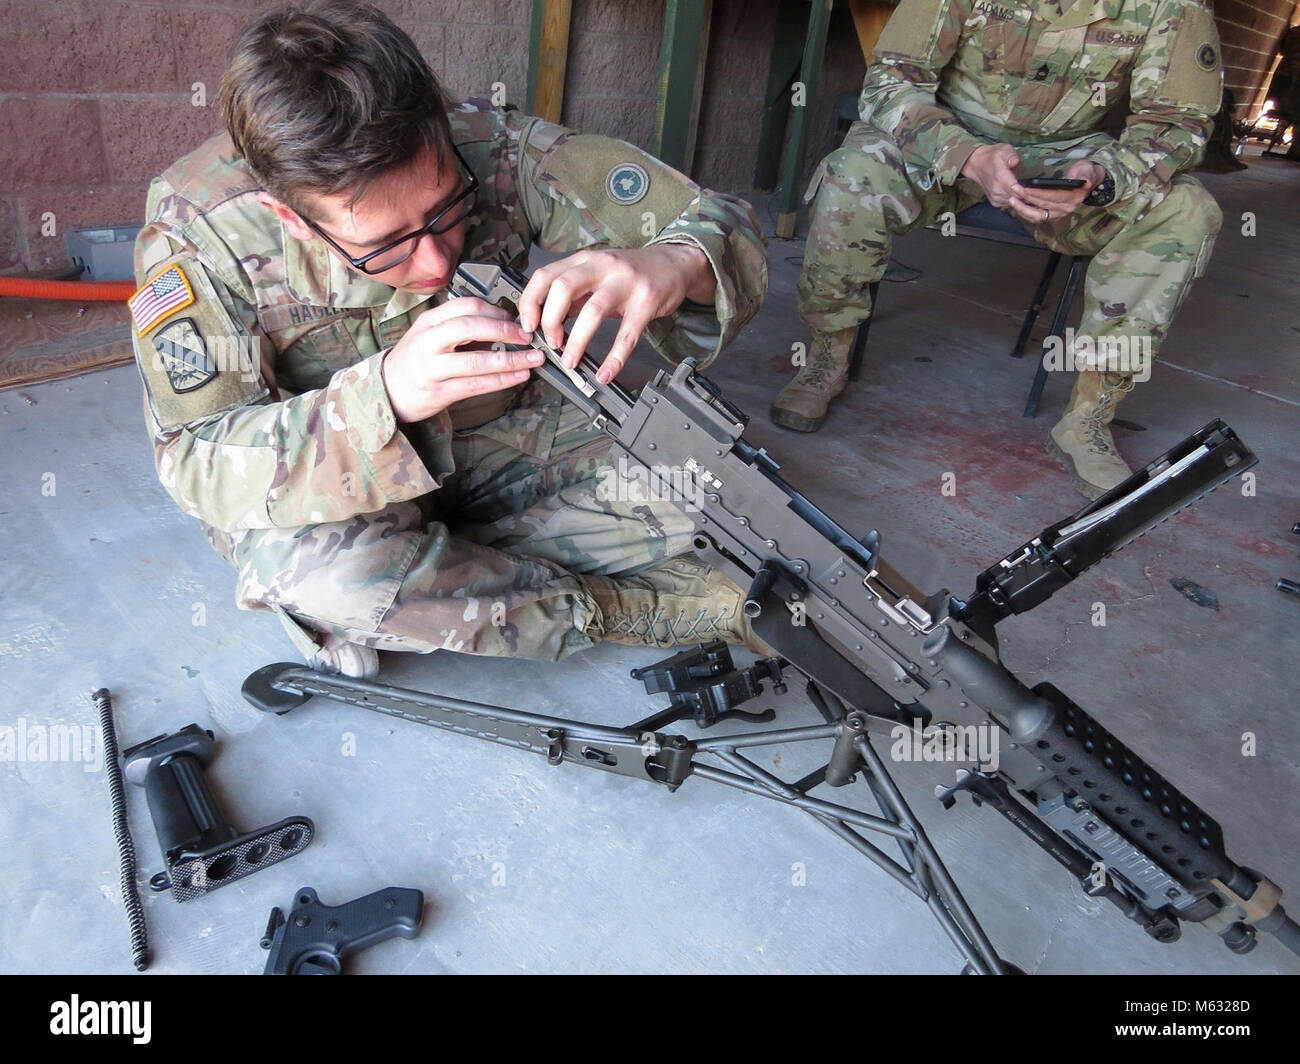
[[1197, 43, 1217, 71], [606, 162, 650, 205]]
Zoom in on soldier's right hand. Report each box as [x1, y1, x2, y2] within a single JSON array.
[[381, 297, 546, 423], [961, 143, 1028, 213]]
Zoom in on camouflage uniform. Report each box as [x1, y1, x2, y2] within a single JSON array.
[[792, 0, 1223, 391], [130, 99, 767, 663]]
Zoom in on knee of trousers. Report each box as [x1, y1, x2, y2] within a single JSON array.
[[806, 136, 910, 232], [1147, 178, 1223, 243], [228, 503, 425, 635]]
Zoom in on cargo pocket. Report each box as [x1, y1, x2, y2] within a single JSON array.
[[803, 155, 831, 205], [1168, 229, 1218, 318], [1192, 230, 1216, 279]]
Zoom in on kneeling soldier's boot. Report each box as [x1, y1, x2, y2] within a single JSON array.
[[770, 328, 855, 433], [580, 557, 773, 654], [1048, 370, 1137, 500]]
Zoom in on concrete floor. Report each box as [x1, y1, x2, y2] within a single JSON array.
[[1, 151, 1297, 975]]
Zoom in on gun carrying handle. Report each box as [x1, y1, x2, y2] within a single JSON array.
[[124, 725, 239, 860], [143, 753, 238, 859], [921, 625, 1054, 742]]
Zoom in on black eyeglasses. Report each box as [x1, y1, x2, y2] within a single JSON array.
[[304, 145, 479, 274]]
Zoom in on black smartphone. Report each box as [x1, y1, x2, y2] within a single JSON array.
[[1023, 176, 1086, 190]]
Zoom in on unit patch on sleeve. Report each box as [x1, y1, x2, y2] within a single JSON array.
[[153, 317, 216, 393], [129, 264, 196, 336], [606, 162, 650, 205], [130, 254, 269, 431]]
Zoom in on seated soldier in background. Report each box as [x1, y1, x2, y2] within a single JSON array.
[[130, 0, 768, 677], [771, 0, 1224, 499], [1263, 21, 1300, 159]]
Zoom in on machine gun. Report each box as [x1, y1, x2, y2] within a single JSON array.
[[242, 261, 1298, 974]]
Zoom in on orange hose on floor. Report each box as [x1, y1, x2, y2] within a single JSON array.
[[0, 276, 135, 301]]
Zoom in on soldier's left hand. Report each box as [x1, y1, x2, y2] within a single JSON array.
[[1010, 161, 1106, 224], [517, 245, 716, 384]]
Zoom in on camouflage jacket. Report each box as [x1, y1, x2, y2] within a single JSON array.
[[860, 0, 1223, 222], [130, 99, 767, 534]]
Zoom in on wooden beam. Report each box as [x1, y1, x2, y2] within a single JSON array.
[[848, 0, 894, 65], [776, 0, 834, 239], [527, 0, 573, 123], [654, 0, 715, 174], [753, 0, 811, 192]]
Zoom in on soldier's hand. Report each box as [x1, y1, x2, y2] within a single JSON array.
[[381, 297, 546, 423], [961, 143, 1026, 209], [1010, 161, 1106, 224], [516, 245, 715, 384]]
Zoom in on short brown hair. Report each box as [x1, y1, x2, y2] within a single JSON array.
[[219, 0, 454, 212]]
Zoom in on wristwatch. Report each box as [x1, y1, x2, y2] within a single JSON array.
[[1083, 172, 1116, 206]]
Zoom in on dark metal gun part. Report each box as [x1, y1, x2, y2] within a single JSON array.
[[955, 419, 1257, 630], [261, 887, 424, 975], [252, 261, 1291, 970], [243, 663, 1010, 973], [244, 663, 696, 790], [1029, 684, 1232, 897], [122, 723, 313, 902], [628, 640, 784, 729], [451, 260, 636, 428], [935, 770, 1181, 945]]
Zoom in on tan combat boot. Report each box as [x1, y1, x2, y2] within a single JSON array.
[[308, 632, 380, 679], [770, 328, 855, 433], [580, 557, 773, 654], [1047, 370, 1137, 500]]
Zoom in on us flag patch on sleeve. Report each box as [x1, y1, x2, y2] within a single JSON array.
[[129, 264, 196, 336]]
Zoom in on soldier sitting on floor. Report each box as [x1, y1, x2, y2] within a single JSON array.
[[130, 0, 769, 677]]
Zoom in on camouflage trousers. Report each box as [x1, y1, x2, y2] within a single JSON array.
[[797, 123, 1223, 372], [204, 378, 696, 661]]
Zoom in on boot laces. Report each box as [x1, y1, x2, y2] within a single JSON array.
[[1081, 374, 1133, 456], [797, 334, 844, 388], [606, 606, 731, 648]]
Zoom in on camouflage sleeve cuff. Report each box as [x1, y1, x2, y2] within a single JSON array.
[[337, 352, 401, 453], [932, 132, 987, 187], [335, 351, 448, 499], [647, 198, 767, 368], [1090, 105, 1213, 225], [1086, 143, 1153, 225], [152, 354, 449, 534]]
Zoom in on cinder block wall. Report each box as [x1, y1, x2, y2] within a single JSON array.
[[0, 0, 867, 275], [1216, 0, 1299, 117], [0, 0, 533, 275], [5, 0, 1285, 277], [560, 1, 866, 194]]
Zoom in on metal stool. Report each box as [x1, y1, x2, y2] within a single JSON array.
[[848, 202, 1089, 418]]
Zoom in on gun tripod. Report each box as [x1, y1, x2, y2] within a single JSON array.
[[244, 641, 1014, 974]]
